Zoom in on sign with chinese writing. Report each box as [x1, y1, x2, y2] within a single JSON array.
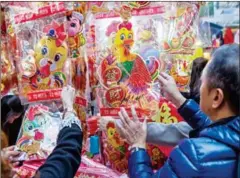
[[103, 66, 122, 86], [105, 86, 125, 107]]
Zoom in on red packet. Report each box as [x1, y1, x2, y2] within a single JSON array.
[[151, 97, 184, 157]]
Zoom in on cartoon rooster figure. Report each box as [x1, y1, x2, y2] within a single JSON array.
[[113, 21, 152, 96], [106, 122, 126, 156]]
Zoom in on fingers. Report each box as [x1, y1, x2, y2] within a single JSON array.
[[4, 146, 15, 152], [143, 116, 148, 130], [158, 75, 167, 86], [65, 85, 75, 96], [158, 72, 174, 86], [118, 111, 128, 128], [62, 85, 75, 93], [61, 85, 76, 102], [4, 150, 20, 162], [131, 106, 138, 122], [13, 173, 21, 178], [160, 72, 171, 80], [117, 125, 132, 144], [7, 151, 20, 159], [12, 162, 20, 167], [115, 120, 126, 139], [120, 107, 131, 125]]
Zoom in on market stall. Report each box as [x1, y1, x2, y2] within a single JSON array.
[[1, 2, 237, 178]]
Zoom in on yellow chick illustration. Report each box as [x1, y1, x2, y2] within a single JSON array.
[[33, 32, 68, 88], [111, 21, 152, 96], [113, 21, 136, 63], [106, 122, 123, 149]]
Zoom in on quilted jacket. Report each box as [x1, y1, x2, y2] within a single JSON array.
[[128, 99, 240, 178]]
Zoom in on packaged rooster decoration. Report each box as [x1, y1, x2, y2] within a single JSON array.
[[95, 3, 168, 117], [10, 2, 70, 103], [3, 2, 46, 62], [94, 3, 179, 173], [16, 104, 62, 161]]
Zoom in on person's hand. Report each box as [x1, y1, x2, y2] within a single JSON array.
[[158, 72, 186, 108], [61, 85, 76, 111], [116, 106, 147, 149], [1, 146, 21, 166]]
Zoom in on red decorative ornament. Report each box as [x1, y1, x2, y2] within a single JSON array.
[[27, 105, 49, 121], [182, 36, 195, 48], [122, 5, 131, 11], [102, 66, 122, 86], [105, 86, 125, 107], [43, 21, 67, 47], [118, 21, 132, 31], [106, 21, 121, 37], [34, 130, 44, 141]]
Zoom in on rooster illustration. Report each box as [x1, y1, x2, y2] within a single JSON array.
[[106, 122, 122, 149], [113, 21, 152, 96]]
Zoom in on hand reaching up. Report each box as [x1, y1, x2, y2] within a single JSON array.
[[116, 106, 147, 149], [61, 85, 76, 111], [158, 72, 186, 108]]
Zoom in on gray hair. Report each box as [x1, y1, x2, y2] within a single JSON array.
[[204, 44, 240, 113]]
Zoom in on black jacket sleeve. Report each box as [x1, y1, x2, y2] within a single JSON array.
[[36, 124, 83, 178]]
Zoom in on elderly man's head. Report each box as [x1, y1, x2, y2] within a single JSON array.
[[200, 44, 239, 121]]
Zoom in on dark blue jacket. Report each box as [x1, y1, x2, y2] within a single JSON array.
[[36, 124, 83, 178], [129, 99, 240, 178]]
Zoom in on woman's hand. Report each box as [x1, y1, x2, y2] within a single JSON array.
[[116, 106, 147, 149], [61, 85, 76, 111], [158, 72, 186, 108], [1, 146, 21, 166]]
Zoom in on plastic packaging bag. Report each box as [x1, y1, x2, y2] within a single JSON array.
[[16, 103, 62, 161], [14, 156, 125, 178], [94, 4, 166, 119], [92, 4, 166, 172], [8, 2, 71, 104], [161, 53, 195, 92], [160, 2, 200, 54], [3, 2, 53, 62]]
